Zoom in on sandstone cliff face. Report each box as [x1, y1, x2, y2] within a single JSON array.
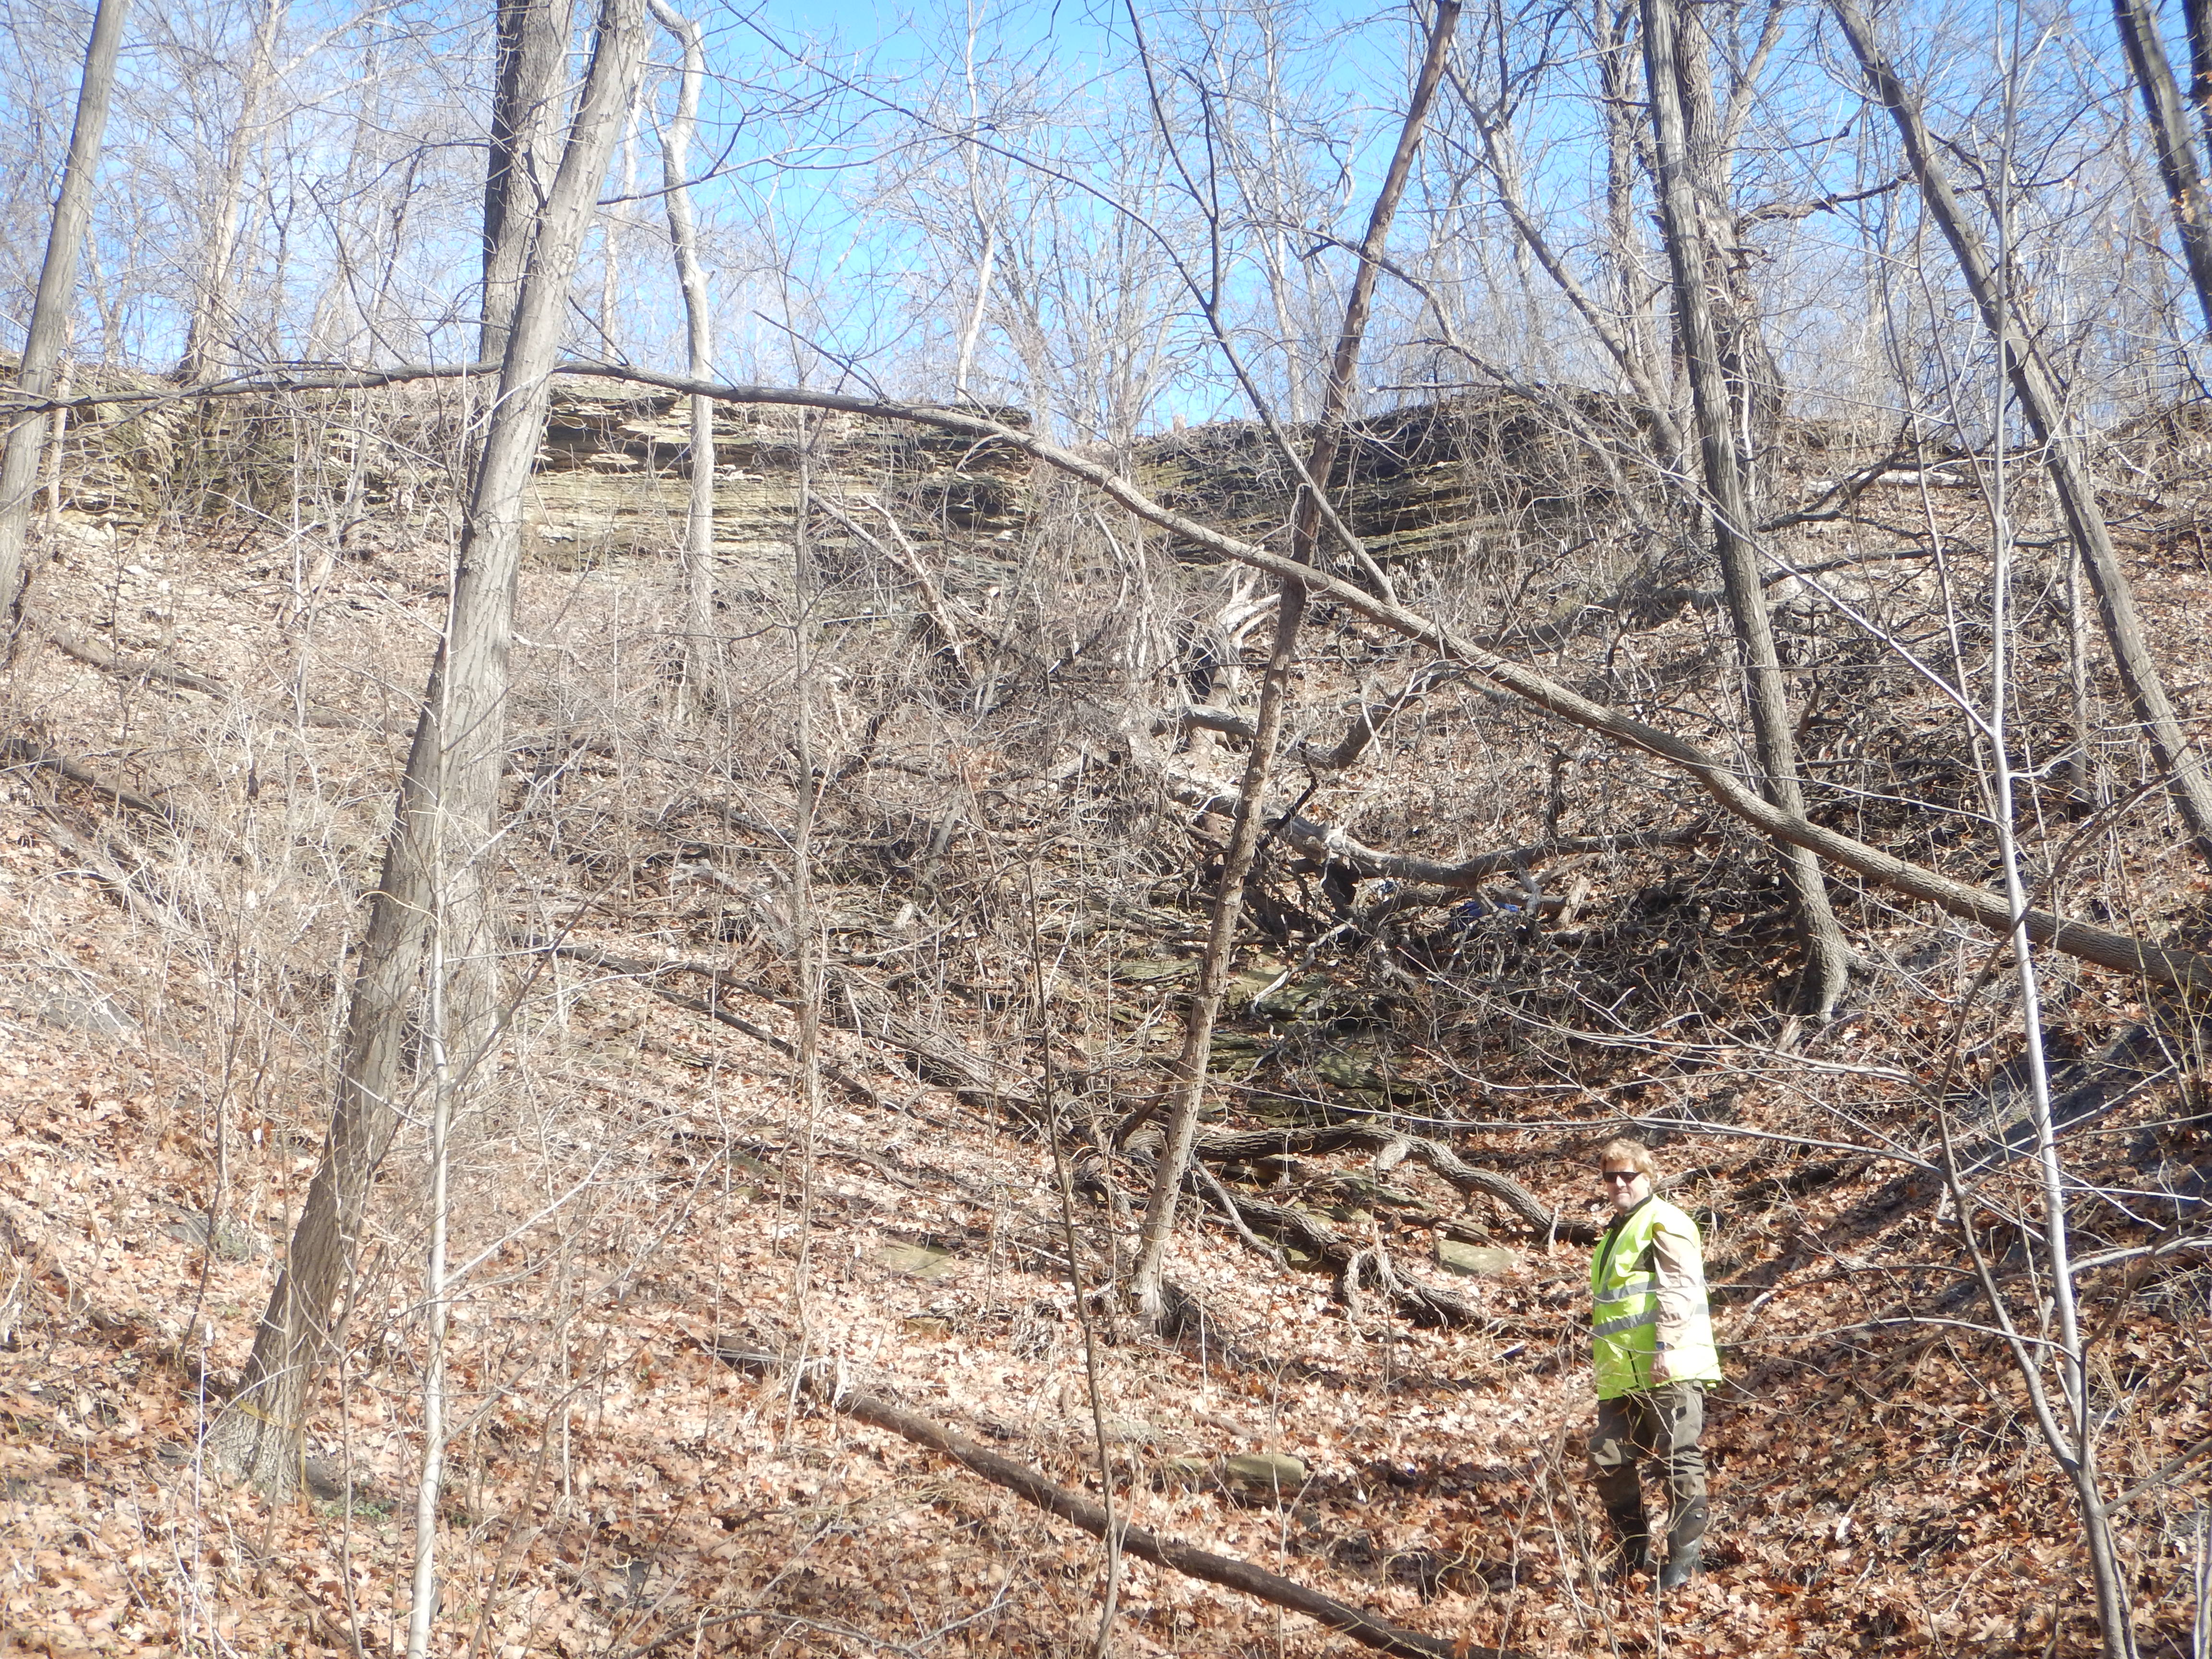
[[1136, 390, 1644, 572], [26, 365, 1653, 588], [21, 371, 1034, 584]]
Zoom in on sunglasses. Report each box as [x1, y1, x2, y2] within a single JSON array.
[[1600, 1170, 1640, 1184]]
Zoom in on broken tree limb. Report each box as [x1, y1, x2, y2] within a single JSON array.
[[38, 621, 226, 695], [32, 620, 416, 733], [782, 1367, 1491, 1659], [1159, 762, 1709, 895], [1189, 1160, 1291, 1269], [1189, 1186, 1487, 1327], [1, 736, 175, 822], [821, 964, 1043, 1121]]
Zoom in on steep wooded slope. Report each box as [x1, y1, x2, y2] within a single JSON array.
[[0, 388, 2207, 1658]]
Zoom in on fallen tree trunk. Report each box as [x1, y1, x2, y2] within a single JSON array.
[[730, 1356, 1496, 1659]]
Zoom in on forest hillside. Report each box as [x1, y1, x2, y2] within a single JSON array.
[[1, 374, 2209, 1659]]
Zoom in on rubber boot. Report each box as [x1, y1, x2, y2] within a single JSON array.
[[1605, 1502, 1655, 1579], [1660, 1500, 1707, 1589], [1659, 1543, 1701, 1589]]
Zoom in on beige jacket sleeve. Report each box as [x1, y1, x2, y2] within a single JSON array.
[[1649, 1216, 1707, 1355]]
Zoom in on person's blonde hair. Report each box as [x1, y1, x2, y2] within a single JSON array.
[[1599, 1138, 1658, 1179]]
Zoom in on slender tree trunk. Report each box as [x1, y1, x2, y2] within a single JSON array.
[[212, 0, 646, 1493], [952, 225, 998, 402], [645, 0, 716, 711], [1128, 0, 1460, 1323], [2068, 545, 2099, 806], [951, 14, 997, 405], [1832, 0, 2212, 859], [482, 0, 578, 361], [177, 0, 284, 383], [1670, 0, 1781, 477], [1972, 375, 2140, 1659], [1594, 0, 1665, 428], [0, 0, 130, 636], [1644, 0, 1853, 1019], [2187, 0, 2212, 155], [43, 359, 70, 537], [405, 920, 455, 1659], [2114, 0, 2212, 335]]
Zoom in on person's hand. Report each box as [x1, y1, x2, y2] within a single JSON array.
[[1649, 1349, 1672, 1384]]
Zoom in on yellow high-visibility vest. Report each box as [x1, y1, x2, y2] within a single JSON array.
[[1589, 1194, 1721, 1399]]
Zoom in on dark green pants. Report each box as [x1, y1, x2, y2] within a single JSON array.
[[1589, 1382, 1708, 1556]]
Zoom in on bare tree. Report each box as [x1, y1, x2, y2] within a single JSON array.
[[1941, 386, 2142, 1659], [1832, 0, 2212, 859], [175, 0, 286, 382], [1643, 0, 1853, 1020], [646, 0, 716, 710], [1127, 0, 1461, 1323], [2115, 0, 2212, 335], [482, 0, 580, 361], [0, 0, 131, 636], [213, 0, 648, 1493]]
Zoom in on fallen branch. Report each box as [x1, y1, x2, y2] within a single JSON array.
[[750, 1359, 1496, 1659], [38, 622, 227, 695], [1188, 1124, 1599, 1243], [822, 964, 1043, 1121], [1158, 763, 1709, 896], [1193, 1185, 1485, 1326], [1, 736, 174, 822], [531, 940, 890, 1110], [34, 620, 416, 733]]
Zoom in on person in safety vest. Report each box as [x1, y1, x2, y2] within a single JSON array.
[[1588, 1138, 1721, 1589]]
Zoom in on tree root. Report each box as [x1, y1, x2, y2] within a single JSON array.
[[1187, 1124, 1598, 1243], [1183, 1183, 1486, 1327]]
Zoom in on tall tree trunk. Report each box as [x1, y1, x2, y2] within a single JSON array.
[[1594, 0, 1665, 428], [2185, 0, 2212, 164], [1670, 0, 1782, 476], [0, 0, 130, 637], [1644, 0, 1853, 1019], [176, 0, 285, 383], [481, 0, 579, 361], [1967, 411, 2140, 1659], [1127, 0, 1460, 1324], [212, 0, 646, 1494], [1832, 0, 2212, 859], [2114, 0, 2212, 334], [645, 0, 716, 712]]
